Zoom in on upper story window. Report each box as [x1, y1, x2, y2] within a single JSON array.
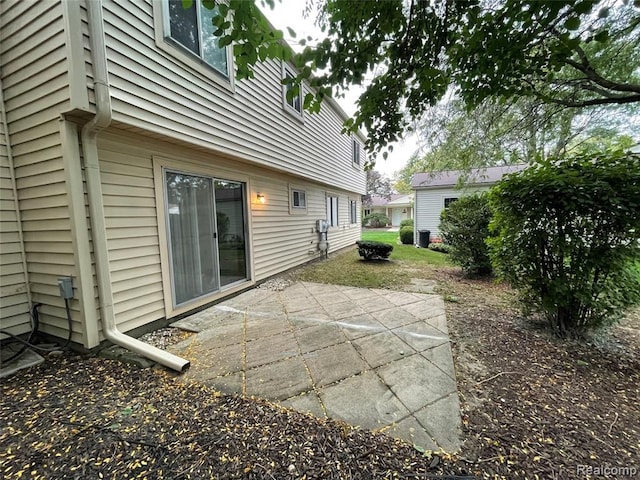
[[282, 64, 303, 119], [444, 197, 458, 209], [165, 0, 229, 78], [352, 139, 361, 166]]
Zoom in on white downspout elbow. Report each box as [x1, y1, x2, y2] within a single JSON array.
[[83, 0, 189, 372]]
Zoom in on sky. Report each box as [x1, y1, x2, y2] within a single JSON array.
[[261, 1, 419, 179]]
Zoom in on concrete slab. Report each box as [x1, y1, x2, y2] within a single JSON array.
[[295, 323, 347, 353], [414, 393, 463, 452], [353, 331, 414, 368], [377, 355, 458, 413], [245, 331, 299, 368], [281, 391, 326, 419], [320, 372, 410, 431], [170, 280, 462, 452], [245, 356, 312, 400], [304, 342, 367, 388]]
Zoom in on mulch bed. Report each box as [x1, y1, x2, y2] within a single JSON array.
[[0, 355, 472, 479], [1, 267, 639, 479], [438, 268, 640, 480]]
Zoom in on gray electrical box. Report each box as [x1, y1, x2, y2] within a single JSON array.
[[58, 276, 74, 299]]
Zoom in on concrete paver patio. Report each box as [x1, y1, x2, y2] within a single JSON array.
[[169, 281, 462, 452]]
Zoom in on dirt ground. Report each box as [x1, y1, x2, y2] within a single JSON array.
[[1, 258, 639, 479]]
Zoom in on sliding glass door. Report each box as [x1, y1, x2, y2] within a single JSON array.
[[165, 170, 247, 307]]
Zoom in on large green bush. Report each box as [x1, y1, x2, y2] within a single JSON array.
[[439, 193, 493, 276], [362, 212, 390, 228], [488, 150, 640, 337], [399, 226, 414, 244], [399, 219, 413, 228]]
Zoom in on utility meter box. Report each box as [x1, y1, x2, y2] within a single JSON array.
[[316, 219, 329, 233]]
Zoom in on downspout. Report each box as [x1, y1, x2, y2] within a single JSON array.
[[83, 0, 189, 371]]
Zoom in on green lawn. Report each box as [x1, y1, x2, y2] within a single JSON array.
[[360, 230, 451, 265], [292, 229, 452, 289]]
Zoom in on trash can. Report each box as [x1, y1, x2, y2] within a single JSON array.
[[418, 230, 430, 248]]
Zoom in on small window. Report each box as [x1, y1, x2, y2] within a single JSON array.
[[165, 0, 229, 77], [352, 139, 361, 165], [444, 197, 458, 209], [292, 189, 306, 208], [326, 195, 339, 227], [364, 208, 371, 217], [283, 66, 303, 116], [349, 200, 357, 224]]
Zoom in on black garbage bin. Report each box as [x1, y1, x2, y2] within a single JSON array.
[[418, 230, 430, 248]]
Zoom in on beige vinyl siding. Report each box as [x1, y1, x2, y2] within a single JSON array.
[[0, 94, 30, 337], [95, 0, 365, 195], [414, 185, 491, 239], [1, 0, 81, 341], [97, 129, 361, 326]]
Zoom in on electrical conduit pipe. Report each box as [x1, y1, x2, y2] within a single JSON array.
[[83, 0, 189, 372]]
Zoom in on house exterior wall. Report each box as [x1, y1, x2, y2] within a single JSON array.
[[0, 87, 30, 337], [98, 129, 361, 331], [0, 0, 87, 342], [414, 185, 490, 241], [92, 0, 365, 195], [1, 0, 364, 346]]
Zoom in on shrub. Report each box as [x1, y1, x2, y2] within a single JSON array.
[[399, 219, 413, 228], [399, 226, 414, 245], [439, 193, 493, 276], [488, 150, 640, 337], [428, 243, 452, 254], [362, 212, 390, 228], [355, 240, 393, 260]]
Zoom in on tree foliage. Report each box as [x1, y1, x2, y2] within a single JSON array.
[[488, 150, 640, 337], [363, 170, 393, 207], [204, 0, 640, 160], [440, 194, 493, 277]]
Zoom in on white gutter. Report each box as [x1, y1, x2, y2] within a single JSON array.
[[83, 0, 189, 372]]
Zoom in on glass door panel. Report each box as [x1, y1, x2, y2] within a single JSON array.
[[215, 180, 247, 286], [165, 171, 219, 305]]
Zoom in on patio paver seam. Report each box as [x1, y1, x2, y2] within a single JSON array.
[[282, 291, 329, 418], [241, 308, 248, 397]]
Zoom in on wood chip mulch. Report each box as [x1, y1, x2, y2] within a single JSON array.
[[0, 355, 473, 480], [2, 269, 639, 479]]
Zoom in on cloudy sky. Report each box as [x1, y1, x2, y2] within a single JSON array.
[[261, 1, 418, 179]]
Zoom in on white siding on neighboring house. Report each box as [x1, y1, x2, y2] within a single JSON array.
[[0, 0, 84, 342], [89, 0, 365, 196], [0, 88, 30, 337], [98, 130, 360, 331], [414, 185, 490, 240]]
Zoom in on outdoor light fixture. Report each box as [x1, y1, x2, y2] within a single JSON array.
[[256, 193, 265, 203]]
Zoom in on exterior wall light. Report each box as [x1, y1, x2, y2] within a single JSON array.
[[256, 193, 265, 204]]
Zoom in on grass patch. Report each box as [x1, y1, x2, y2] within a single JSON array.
[[361, 230, 452, 266], [292, 231, 453, 289]]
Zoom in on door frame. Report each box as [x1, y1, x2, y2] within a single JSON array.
[[153, 155, 254, 319]]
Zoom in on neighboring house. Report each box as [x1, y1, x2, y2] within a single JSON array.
[[0, 0, 365, 366], [412, 165, 526, 243], [363, 194, 413, 227]]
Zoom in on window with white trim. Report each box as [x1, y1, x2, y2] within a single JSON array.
[[444, 197, 458, 209], [282, 66, 303, 116], [292, 189, 306, 209], [164, 0, 229, 78], [326, 195, 339, 227], [349, 200, 357, 224], [352, 139, 361, 166]]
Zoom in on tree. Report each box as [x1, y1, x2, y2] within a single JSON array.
[[362, 170, 393, 206], [205, 0, 640, 162], [488, 150, 640, 337]]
